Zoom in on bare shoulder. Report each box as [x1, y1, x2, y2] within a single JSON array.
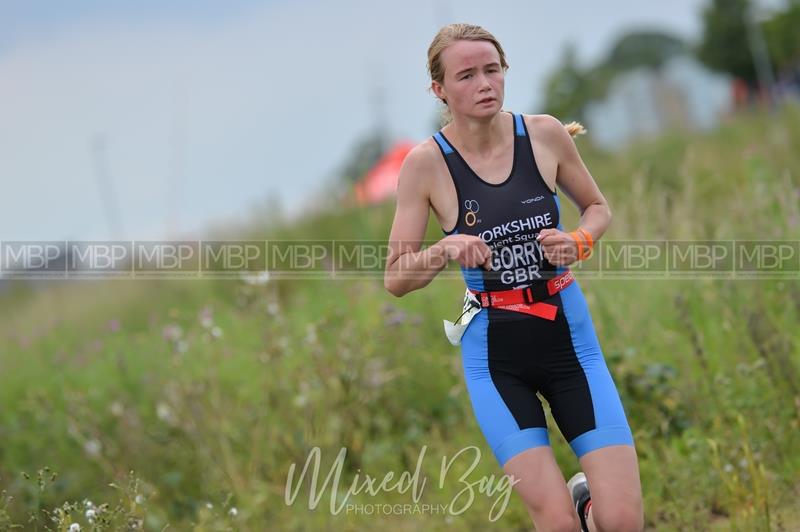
[[404, 137, 440, 168], [396, 138, 441, 195], [522, 113, 573, 148]]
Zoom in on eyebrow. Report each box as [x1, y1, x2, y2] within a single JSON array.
[[455, 62, 501, 77]]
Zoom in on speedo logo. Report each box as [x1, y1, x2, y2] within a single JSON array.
[[464, 199, 481, 227], [521, 195, 545, 204]]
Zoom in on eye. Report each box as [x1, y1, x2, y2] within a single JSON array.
[[461, 73, 473, 80]]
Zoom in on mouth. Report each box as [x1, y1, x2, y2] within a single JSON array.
[[477, 97, 496, 105]]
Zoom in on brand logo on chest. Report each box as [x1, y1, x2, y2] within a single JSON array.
[[521, 195, 545, 204], [464, 199, 481, 226]]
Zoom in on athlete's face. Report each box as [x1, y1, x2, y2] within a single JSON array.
[[433, 40, 505, 119]]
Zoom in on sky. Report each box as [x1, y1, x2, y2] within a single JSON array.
[[0, 0, 715, 241]]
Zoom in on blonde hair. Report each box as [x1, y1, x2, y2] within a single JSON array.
[[564, 121, 586, 138], [427, 23, 585, 137]]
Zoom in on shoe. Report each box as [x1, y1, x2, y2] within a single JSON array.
[[567, 471, 591, 532]]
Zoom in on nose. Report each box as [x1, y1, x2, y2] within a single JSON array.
[[478, 72, 491, 91]]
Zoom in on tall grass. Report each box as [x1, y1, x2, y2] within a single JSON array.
[[0, 104, 798, 531]]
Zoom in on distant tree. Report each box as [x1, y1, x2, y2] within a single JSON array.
[[696, 0, 758, 83], [541, 44, 592, 122], [606, 31, 687, 71], [762, 1, 800, 73], [337, 130, 388, 184], [541, 32, 687, 121]]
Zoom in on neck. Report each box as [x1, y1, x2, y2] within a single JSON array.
[[446, 111, 508, 156]]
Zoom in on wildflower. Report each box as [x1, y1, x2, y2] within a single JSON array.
[[293, 394, 308, 408], [156, 402, 175, 424], [241, 270, 271, 285], [69, 524, 81, 532], [135, 494, 145, 505], [211, 326, 223, 339], [385, 310, 406, 326], [86, 508, 96, 521], [162, 325, 183, 342], [206, 502, 213, 509], [110, 401, 124, 417], [228, 507, 238, 517], [199, 306, 214, 329], [84, 439, 102, 457]]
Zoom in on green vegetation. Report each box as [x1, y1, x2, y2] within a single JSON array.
[[1, 105, 799, 531]]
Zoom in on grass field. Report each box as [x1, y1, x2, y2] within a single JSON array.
[[1, 104, 799, 531]]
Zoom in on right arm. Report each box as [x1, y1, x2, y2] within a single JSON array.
[[383, 144, 492, 297]]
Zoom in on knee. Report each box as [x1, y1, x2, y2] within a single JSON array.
[[591, 504, 643, 532]]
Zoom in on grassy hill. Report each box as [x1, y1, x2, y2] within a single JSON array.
[[1, 104, 799, 531]]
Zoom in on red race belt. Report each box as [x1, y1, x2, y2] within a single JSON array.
[[469, 270, 574, 321]]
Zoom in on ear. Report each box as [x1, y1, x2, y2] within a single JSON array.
[[431, 80, 446, 102]]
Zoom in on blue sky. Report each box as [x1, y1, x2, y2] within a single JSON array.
[[1, 0, 713, 241]]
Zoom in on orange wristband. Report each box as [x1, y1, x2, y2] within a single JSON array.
[[577, 227, 594, 250], [569, 228, 594, 261], [569, 231, 587, 260]]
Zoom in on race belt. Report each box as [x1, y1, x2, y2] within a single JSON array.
[[469, 269, 575, 321], [443, 270, 574, 346]]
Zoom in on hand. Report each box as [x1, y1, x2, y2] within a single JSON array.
[[536, 228, 579, 266], [441, 234, 493, 270]]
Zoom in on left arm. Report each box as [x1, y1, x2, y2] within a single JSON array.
[[535, 114, 611, 265]]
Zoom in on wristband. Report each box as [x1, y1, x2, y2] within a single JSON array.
[[568, 231, 588, 260], [577, 227, 594, 250], [569, 228, 594, 261]]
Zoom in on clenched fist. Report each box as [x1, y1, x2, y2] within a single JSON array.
[[536, 228, 580, 266], [442, 234, 493, 270]]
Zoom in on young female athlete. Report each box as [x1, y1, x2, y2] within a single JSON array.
[[383, 24, 643, 532]]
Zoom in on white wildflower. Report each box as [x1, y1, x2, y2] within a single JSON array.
[[211, 326, 223, 338], [241, 270, 271, 285], [69, 524, 81, 532], [84, 439, 102, 457], [228, 507, 238, 517], [293, 394, 308, 408], [135, 494, 145, 505], [110, 401, 124, 416], [156, 402, 175, 423]]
